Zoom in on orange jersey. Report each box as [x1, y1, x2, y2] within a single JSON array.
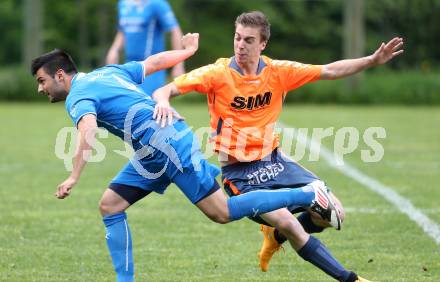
[[174, 56, 321, 162]]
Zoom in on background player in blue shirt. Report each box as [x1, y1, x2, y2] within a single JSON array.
[[31, 33, 339, 281], [106, 0, 184, 96]]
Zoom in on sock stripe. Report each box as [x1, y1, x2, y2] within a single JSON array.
[[124, 219, 129, 272]]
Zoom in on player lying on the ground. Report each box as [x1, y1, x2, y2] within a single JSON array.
[[31, 33, 339, 282], [152, 11, 403, 282]]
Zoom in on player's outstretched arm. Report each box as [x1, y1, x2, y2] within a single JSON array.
[[56, 114, 98, 199], [320, 37, 404, 80], [143, 33, 199, 76]]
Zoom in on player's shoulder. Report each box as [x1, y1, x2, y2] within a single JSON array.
[[190, 58, 229, 76], [68, 73, 91, 96], [214, 57, 232, 66], [110, 61, 142, 73], [269, 56, 314, 70]]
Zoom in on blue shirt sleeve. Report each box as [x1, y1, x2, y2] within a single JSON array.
[[67, 98, 97, 127], [154, 0, 179, 31], [118, 61, 145, 84]]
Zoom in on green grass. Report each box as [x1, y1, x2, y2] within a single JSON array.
[[1, 103, 439, 281]]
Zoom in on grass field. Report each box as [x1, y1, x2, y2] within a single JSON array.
[[1, 103, 439, 281]]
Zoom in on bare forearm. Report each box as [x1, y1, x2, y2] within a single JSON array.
[[144, 49, 194, 76], [70, 115, 98, 181], [70, 134, 93, 180], [144, 33, 198, 76], [321, 55, 375, 80]]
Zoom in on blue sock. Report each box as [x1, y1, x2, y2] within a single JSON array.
[[297, 236, 353, 281], [227, 187, 314, 221], [103, 212, 134, 282]]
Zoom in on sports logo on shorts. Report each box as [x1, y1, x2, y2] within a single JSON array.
[[247, 162, 284, 185]]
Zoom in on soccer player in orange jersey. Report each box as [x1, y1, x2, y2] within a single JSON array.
[[153, 11, 403, 282]]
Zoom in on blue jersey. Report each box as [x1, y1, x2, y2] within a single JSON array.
[[65, 61, 220, 203], [117, 0, 179, 95], [66, 61, 156, 147], [118, 0, 178, 61]]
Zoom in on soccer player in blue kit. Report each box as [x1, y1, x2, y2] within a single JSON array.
[[31, 33, 340, 281], [106, 0, 185, 95]]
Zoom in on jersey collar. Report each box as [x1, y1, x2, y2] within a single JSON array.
[[229, 56, 266, 76]]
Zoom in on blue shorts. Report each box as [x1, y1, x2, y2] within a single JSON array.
[[222, 148, 320, 195], [111, 120, 220, 204]]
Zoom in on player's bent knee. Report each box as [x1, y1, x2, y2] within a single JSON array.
[[98, 188, 131, 216], [99, 200, 114, 215], [99, 197, 127, 216], [213, 215, 230, 224], [205, 211, 230, 224]]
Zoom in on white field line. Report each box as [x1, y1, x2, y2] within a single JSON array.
[[278, 122, 440, 245], [344, 207, 440, 214]]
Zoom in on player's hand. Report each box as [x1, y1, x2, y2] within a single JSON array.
[[371, 37, 404, 65], [181, 33, 199, 53], [56, 176, 77, 199], [153, 101, 185, 127], [171, 108, 185, 122]]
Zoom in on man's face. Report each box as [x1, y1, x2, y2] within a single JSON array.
[[234, 24, 267, 66], [35, 68, 68, 103]]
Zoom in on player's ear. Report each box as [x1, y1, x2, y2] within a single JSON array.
[[260, 40, 267, 51], [55, 69, 64, 81]]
